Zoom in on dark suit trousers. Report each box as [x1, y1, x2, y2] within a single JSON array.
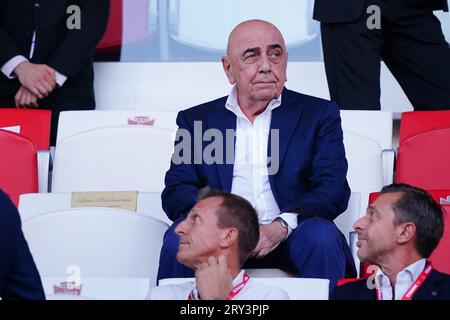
[[320, 2, 450, 110], [157, 217, 356, 291]]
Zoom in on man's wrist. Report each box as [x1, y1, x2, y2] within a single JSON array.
[[13, 60, 29, 78], [274, 217, 289, 230]]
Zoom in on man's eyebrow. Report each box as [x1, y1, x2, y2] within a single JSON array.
[[267, 44, 283, 51], [367, 205, 380, 214], [242, 47, 260, 57]]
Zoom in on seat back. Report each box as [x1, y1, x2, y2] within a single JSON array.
[[340, 111, 393, 217], [52, 126, 173, 193], [42, 276, 151, 300], [397, 111, 450, 189], [159, 277, 329, 300], [96, 0, 157, 53], [0, 129, 38, 206], [18, 191, 172, 225], [0, 108, 51, 150], [168, 0, 317, 51], [334, 192, 361, 244], [22, 208, 169, 287], [56, 110, 177, 143]]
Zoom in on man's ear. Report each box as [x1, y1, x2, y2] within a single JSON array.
[[220, 227, 238, 248], [397, 222, 416, 245], [221, 56, 235, 85]]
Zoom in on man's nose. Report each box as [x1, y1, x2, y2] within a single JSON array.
[[353, 216, 364, 231], [258, 55, 271, 72], [175, 220, 187, 236]]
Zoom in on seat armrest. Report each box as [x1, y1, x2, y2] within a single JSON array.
[[382, 148, 396, 185], [37, 150, 50, 193]]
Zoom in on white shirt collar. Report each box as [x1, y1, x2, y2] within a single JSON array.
[[225, 85, 282, 121], [191, 269, 247, 300], [375, 258, 427, 300]]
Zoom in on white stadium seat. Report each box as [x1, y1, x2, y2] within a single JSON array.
[[51, 126, 174, 193], [340, 111, 394, 216], [22, 208, 169, 287], [168, 0, 317, 51], [18, 191, 172, 225], [56, 110, 178, 143], [42, 276, 151, 300]]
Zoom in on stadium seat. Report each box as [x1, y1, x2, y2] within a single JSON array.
[[158, 277, 330, 300], [51, 126, 173, 193], [42, 276, 151, 300], [0, 109, 51, 193], [167, 0, 319, 59], [0, 130, 38, 206], [396, 111, 450, 189], [95, 0, 157, 54], [0, 108, 51, 150], [340, 111, 394, 218], [56, 110, 177, 143], [22, 208, 169, 287], [18, 191, 172, 225], [334, 192, 361, 275]]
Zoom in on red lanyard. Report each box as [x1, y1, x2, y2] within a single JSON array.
[[376, 263, 433, 300], [188, 273, 250, 300]]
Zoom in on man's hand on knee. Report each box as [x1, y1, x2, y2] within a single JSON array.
[[251, 222, 287, 258]]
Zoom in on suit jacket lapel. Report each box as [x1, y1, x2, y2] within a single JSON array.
[[206, 105, 236, 192], [268, 90, 303, 186]]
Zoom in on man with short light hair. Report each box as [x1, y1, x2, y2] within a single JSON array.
[[149, 188, 288, 300]]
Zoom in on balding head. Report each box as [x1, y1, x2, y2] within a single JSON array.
[[222, 20, 288, 112], [226, 20, 286, 56]]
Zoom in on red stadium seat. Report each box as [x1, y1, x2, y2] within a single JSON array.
[[0, 108, 51, 150], [363, 191, 450, 276], [0, 129, 38, 206], [396, 111, 450, 189], [96, 0, 156, 53], [96, 0, 123, 52]]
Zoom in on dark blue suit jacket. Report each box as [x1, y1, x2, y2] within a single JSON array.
[[162, 88, 350, 222], [0, 190, 45, 300], [331, 269, 450, 300]]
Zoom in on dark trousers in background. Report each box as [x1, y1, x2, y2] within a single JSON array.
[[321, 0, 450, 110], [0, 95, 94, 146], [157, 217, 357, 291]]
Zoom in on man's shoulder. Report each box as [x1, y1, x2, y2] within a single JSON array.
[[236, 278, 289, 300], [148, 281, 194, 300], [332, 278, 375, 300], [282, 88, 338, 112], [180, 96, 229, 117], [429, 269, 450, 289]]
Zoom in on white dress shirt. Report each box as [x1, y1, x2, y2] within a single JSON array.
[[1, 32, 67, 87], [225, 85, 298, 236], [375, 258, 427, 300], [148, 270, 289, 300]]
